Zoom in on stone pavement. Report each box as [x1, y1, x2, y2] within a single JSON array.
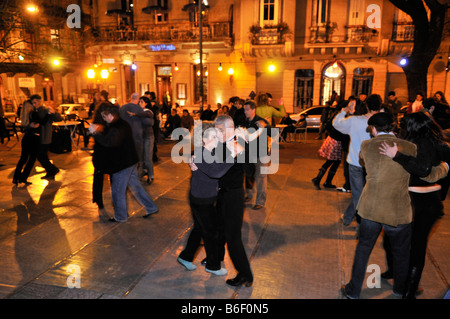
[[0, 132, 449, 303]]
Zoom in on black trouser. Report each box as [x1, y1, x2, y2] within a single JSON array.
[[13, 132, 39, 181], [37, 144, 58, 175], [384, 191, 443, 278], [217, 188, 253, 279], [179, 196, 222, 270], [409, 191, 443, 273]]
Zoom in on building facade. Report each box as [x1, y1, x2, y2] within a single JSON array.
[[1, 0, 449, 114], [0, 0, 88, 112]]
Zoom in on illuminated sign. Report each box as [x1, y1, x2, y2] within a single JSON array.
[[150, 44, 176, 52]]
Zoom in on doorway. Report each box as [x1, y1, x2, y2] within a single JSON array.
[[156, 65, 172, 107], [320, 61, 345, 105], [124, 65, 136, 100], [294, 69, 314, 111]]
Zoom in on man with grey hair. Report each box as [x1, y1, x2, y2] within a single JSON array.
[[214, 115, 254, 287], [120, 93, 152, 178]]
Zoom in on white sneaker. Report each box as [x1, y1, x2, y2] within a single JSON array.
[[177, 257, 197, 271], [336, 187, 351, 193], [205, 267, 228, 276]]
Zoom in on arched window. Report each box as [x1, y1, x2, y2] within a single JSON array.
[[321, 61, 345, 105]]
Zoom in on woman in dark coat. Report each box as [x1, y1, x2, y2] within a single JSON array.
[[379, 112, 450, 298], [90, 102, 112, 209]]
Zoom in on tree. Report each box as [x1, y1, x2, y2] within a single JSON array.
[[389, 0, 447, 99]]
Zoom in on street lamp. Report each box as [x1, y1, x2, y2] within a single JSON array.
[[26, 4, 39, 13], [100, 69, 109, 79], [87, 69, 95, 79], [268, 63, 276, 72]]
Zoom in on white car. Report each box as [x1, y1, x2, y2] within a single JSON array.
[[290, 106, 325, 128], [58, 104, 89, 119]]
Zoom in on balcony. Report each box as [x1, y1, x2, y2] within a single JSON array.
[[249, 23, 290, 45], [309, 23, 336, 43], [242, 23, 293, 57], [392, 22, 414, 42], [86, 21, 232, 46], [345, 25, 378, 43], [306, 23, 370, 56]]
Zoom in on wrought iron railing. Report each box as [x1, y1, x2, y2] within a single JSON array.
[[392, 23, 414, 42], [87, 21, 232, 44]]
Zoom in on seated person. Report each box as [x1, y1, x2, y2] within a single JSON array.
[[163, 108, 181, 138], [281, 113, 307, 141]]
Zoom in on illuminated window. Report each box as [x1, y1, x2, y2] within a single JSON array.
[[260, 0, 281, 26], [157, 66, 172, 76], [321, 61, 345, 105], [312, 0, 329, 25], [324, 63, 344, 78], [193, 64, 208, 103], [50, 29, 61, 49]]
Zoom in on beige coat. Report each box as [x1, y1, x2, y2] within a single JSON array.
[[357, 134, 417, 227]]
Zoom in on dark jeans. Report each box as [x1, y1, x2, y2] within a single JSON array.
[[217, 188, 253, 280], [179, 196, 222, 270], [343, 164, 366, 225], [346, 218, 411, 298], [37, 144, 58, 175], [13, 132, 39, 181]]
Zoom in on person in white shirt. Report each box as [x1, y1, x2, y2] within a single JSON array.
[[411, 93, 424, 113], [332, 94, 382, 226]]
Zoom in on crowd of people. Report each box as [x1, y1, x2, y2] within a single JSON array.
[[308, 90, 450, 299], [29, 89, 282, 288], [11, 87, 450, 295]]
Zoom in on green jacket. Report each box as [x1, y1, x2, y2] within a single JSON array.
[[357, 134, 416, 227], [255, 104, 286, 121]]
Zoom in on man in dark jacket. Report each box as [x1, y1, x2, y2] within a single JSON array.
[[164, 108, 181, 138], [243, 100, 272, 210], [214, 115, 253, 287], [90, 103, 158, 222]]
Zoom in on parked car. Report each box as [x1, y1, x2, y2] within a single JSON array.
[[58, 104, 89, 119], [290, 106, 325, 129]]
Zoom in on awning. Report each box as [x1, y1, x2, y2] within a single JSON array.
[[182, 3, 210, 12], [106, 9, 131, 16], [142, 5, 168, 14], [0, 63, 45, 75]]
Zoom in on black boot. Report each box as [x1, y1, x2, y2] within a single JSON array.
[[312, 168, 326, 190], [403, 267, 422, 299], [323, 170, 337, 188]]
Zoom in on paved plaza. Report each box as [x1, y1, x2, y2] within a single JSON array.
[[0, 132, 449, 303]]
